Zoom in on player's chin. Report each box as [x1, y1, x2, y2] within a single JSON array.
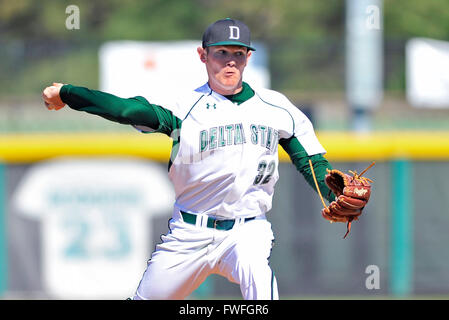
[[219, 77, 240, 89]]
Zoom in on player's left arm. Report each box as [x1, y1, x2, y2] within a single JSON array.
[[279, 135, 335, 203]]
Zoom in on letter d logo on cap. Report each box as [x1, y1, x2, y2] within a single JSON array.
[[229, 26, 240, 39]]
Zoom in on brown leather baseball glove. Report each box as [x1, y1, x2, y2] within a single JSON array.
[[322, 165, 373, 238]]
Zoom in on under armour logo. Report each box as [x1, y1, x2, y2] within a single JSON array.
[[206, 103, 216, 109], [229, 26, 240, 39]]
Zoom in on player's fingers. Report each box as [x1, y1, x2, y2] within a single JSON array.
[[42, 86, 57, 100], [45, 101, 55, 110], [42, 85, 65, 110], [42, 90, 53, 107], [42, 87, 50, 98], [43, 85, 63, 100], [42, 91, 50, 104]]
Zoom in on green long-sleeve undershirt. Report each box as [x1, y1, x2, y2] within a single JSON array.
[[60, 84, 179, 136], [59, 84, 335, 203], [279, 136, 334, 202]]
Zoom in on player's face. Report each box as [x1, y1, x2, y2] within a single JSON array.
[[198, 45, 251, 95]]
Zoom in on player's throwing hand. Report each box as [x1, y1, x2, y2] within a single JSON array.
[[42, 82, 66, 110]]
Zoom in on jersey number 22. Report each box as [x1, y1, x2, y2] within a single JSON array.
[[253, 160, 276, 185]]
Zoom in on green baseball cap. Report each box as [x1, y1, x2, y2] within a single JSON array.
[[202, 18, 256, 51]]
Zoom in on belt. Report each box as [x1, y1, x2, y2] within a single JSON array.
[[180, 211, 256, 231]]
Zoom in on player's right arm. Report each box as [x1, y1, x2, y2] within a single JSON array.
[[41, 83, 177, 135]]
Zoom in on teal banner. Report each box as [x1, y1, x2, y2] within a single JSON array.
[[390, 160, 413, 296]]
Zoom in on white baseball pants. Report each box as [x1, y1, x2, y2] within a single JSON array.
[[132, 210, 278, 300]]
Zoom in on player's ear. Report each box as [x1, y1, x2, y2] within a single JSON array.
[[242, 49, 251, 67], [197, 47, 207, 63], [246, 49, 252, 60]]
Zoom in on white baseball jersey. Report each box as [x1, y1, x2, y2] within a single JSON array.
[[137, 82, 326, 219]]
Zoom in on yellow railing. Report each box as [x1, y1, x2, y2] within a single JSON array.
[[315, 131, 449, 161], [1, 131, 449, 163]]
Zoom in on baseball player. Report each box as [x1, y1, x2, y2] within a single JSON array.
[[42, 18, 371, 300]]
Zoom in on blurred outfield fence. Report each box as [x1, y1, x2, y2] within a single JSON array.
[[0, 131, 448, 299]]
